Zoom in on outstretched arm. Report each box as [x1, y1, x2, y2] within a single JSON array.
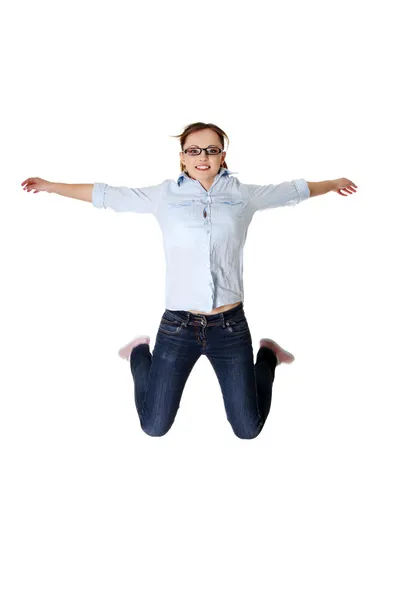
[[306, 178, 358, 198], [21, 178, 94, 202]]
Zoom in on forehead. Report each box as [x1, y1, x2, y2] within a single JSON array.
[[184, 129, 221, 147]]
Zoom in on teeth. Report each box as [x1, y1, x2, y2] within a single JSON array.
[[196, 166, 209, 169]]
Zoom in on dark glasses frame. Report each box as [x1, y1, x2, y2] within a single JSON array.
[[182, 146, 224, 155]]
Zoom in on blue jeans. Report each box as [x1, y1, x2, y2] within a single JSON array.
[[129, 302, 277, 439]]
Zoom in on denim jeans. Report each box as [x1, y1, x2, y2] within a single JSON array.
[[129, 302, 277, 439]]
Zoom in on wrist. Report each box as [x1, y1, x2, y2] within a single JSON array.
[[328, 180, 336, 192], [47, 181, 57, 193]]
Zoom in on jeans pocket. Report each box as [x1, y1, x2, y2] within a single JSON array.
[[226, 316, 250, 335], [158, 316, 183, 335]]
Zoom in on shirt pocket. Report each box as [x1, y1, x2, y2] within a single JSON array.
[[167, 198, 196, 219], [214, 196, 246, 220]]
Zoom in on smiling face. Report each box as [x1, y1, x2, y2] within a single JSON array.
[[180, 128, 227, 183]]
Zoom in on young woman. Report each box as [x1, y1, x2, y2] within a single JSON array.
[[21, 122, 357, 439]]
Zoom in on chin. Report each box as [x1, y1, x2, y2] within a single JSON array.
[[193, 169, 214, 176]]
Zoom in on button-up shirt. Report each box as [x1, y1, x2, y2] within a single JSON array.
[[92, 168, 310, 312]]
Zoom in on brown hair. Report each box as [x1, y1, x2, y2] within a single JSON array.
[[170, 122, 230, 173]]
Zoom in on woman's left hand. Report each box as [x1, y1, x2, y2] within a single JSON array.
[[332, 178, 358, 196]]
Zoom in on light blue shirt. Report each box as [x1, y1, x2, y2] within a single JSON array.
[[92, 168, 310, 312]]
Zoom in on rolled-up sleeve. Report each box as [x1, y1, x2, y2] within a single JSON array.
[[92, 181, 165, 213], [245, 178, 310, 212]]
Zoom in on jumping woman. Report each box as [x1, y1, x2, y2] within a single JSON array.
[[21, 122, 357, 439]]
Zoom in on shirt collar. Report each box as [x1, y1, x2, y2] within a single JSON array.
[[176, 167, 237, 186]]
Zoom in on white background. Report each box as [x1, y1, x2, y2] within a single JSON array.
[[2, 0, 400, 598]]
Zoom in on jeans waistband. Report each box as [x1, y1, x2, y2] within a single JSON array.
[[164, 302, 244, 327]]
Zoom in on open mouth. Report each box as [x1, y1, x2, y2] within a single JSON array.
[[196, 166, 210, 170]]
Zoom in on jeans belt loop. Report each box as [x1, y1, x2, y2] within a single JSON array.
[[220, 312, 226, 329]]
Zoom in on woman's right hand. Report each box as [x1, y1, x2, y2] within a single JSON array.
[[21, 177, 52, 194]]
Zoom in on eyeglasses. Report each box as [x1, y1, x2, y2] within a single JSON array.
[[183, 146, 223, 156]]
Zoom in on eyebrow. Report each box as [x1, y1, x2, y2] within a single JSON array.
[[186, 144, 219, 148]]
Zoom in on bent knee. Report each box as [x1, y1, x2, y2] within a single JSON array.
[[232, 421, 263, 440], [140, 418, 172, 438]]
